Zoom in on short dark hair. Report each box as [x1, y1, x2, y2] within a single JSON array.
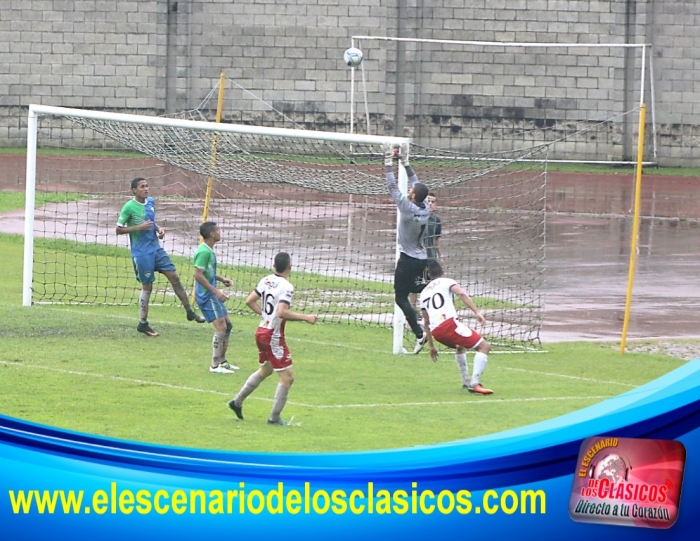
[[130, 177, 146, 190], [274, 252, 291, 273], [427, 260, 443, 279], [413, 182, 429, 204], [200, 221, 218, 239], [428, 192, 436, 199]]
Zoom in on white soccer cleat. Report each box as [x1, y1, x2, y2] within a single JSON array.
[[413, 334, 427, 354], [209, 364, 236, 374], [221, 361, 240, 370]]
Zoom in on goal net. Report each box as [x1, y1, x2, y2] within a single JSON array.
[[23, 105, 546, 352]]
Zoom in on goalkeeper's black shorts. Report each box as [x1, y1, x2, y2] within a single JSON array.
[[394, 252, 428, 295]]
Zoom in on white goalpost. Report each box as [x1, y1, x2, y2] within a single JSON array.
[[23, 104, 546, 354], [348, 35, 656, 165]]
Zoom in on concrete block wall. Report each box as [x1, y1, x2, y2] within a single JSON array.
[[1, 0, 699, 165]]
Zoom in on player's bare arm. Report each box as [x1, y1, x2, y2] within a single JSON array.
[[194, 267, 228, 302], [421, 308, 439, 363], [450, 284, 486, 325], [245, 290, 262, 315], [155, 225, 165, 239], [115, 220, 154, 235], [277, 302, 317, 324], [217, 276, 233, 287]]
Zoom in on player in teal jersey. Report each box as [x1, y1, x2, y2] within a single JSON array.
[[116, 177, 205, 336], [193, 221, 238, 374]]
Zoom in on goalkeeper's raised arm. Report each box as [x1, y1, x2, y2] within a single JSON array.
[[384, 144, 423, 214], [383, 143, 432, 354]]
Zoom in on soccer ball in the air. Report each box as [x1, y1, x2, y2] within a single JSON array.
[[343, 47, 364, 68]]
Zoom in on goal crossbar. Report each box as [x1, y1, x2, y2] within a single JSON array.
[[27, 104, 411, 146]]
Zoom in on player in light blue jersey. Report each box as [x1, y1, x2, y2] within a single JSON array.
[[384, 143, 431, 354], [193, 221, 238, 374], [116, 177, 205, 337]]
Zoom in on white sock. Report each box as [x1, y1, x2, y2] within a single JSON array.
[[269, 383, 290, 422], [472, 352, 488, 386], [222, 330, 231, 359], [139, 290, 151, 323], [234, 372, 264, 405], [211, 332, 226, 367], [455, 353, 470, 387]]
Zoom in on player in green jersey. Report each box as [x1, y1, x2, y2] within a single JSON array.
[[116, 177, 205, 336], [193, 221, 238, 374]]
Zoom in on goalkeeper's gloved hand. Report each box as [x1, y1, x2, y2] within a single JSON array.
[[382, 143, 395, 166], [398, 143, 409, 166]]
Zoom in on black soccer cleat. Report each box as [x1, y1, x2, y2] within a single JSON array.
[[137, 321, 159, 337], [186, 309, 206, 323], [227, 399, 244, 420]]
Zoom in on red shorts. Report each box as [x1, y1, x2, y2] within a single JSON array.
[[431, 318, 483, 350], [255, 328, 292, 371]]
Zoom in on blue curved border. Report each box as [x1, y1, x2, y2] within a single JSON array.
[[2, 361, 699, 540]]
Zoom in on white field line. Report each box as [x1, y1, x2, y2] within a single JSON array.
[[499, 367, 638, 388], [308, 396, 614, 409], [42, 306, 547, 354], [0, 360, 272, 403], [0, 360, 614, 409], [36, 307, 633, 389], [41, 307, 378, 352]]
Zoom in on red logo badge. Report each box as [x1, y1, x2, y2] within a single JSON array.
[[569, 437, 686, 528]]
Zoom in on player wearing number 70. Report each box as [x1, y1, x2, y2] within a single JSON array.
[[419, 261, 494, 395], [227, 252, 318, 426]]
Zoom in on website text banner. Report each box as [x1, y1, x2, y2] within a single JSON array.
[[2, 361, 700, 539]]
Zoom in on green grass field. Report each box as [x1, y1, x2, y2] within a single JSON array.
[[0, 190, 693, 452], [0, 226, 689, 453]]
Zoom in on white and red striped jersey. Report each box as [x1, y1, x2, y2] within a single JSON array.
[[254, 273, 294, 337], [419, 277, 459, 331]]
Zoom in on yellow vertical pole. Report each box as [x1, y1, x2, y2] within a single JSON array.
[[191, 72, 226, 304], [202, 71, 226, 224], [620, 103, 646, 354]]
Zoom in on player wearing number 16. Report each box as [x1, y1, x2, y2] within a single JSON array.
[[227, 252, 318, 426], [419, 261, 494, 395]]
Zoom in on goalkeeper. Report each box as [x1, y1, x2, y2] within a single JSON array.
[[116, 177, 205, 337], [384, 143, 431, 354]]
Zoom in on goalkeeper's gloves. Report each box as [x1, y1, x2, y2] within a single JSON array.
[[382, 143, 395, 166], [398, 143, 409, 166]]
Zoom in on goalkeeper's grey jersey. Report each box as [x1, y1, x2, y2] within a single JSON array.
[[387, 171, 430, 259]]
